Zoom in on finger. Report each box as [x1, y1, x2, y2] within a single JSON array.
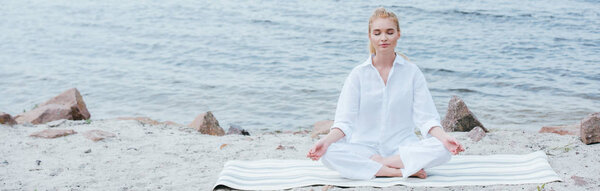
[[456, 141, 463, 148], [449, 139, 459, 146], [316, 150, 325, 156], [315, 152, 324, 158]]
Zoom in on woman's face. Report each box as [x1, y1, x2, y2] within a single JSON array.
[[369, 17, 401, 55]]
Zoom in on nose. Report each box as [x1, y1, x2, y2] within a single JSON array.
[[382, 34, 388, 41]]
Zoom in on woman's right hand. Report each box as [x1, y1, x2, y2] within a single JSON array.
[[307, 139, 330, 161], [307, 128, 346, 161]]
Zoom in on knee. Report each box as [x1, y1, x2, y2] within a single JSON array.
[[442, 150, 452, 162], [429, 140, 452, 163], [320, 144, 339, 166], [321, 150, 331, 163], [438, 146, 452, 163], [320, 153, 333, 169]]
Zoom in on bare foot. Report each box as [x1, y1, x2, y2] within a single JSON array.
[[374, 166, 403, 177], [410, 169, 427, 179]]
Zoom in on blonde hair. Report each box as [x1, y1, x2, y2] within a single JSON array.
[[368, 7, 405, 59]]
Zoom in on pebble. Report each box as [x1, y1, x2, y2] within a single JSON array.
[[47, 119, 67, 127]]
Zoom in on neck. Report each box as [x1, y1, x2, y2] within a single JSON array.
[[373, 51, 396, 68]]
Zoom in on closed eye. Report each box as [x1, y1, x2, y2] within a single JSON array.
[[387, 29, 395, 35]]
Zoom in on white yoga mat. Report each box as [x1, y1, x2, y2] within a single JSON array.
[[213, 151, 561, 190]]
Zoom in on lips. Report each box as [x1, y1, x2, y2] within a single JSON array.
[[380, 43, 390, 47]]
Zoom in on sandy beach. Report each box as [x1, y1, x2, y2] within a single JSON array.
[[2, 1, 598, 190], [1, 119, 598, 190]]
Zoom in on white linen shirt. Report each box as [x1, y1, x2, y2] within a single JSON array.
[[332, 54, 442, 156]]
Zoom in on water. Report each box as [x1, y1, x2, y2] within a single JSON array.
[[1, 0, 598, 131]]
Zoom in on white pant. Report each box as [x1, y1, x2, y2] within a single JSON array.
[[320, 137, 451, 180]]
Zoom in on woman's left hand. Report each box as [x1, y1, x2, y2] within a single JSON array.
[[428, 126, 465, 155], [441, 136, 464, 155]]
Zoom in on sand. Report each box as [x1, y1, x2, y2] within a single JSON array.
[[1, 119, 598, 190]]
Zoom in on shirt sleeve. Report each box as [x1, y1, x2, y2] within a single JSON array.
[[332, 69, 360, 139], [412, 67, 442, 138]]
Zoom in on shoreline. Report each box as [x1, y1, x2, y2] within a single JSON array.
[[1, 119, 598, 190]]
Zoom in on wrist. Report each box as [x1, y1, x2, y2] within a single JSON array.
[[323, 139, 334, 146], [318, 138, 333, 146], [429, 126, 450, 139]]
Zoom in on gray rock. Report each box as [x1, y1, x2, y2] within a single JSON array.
[[188, 111, 225, 136], [47, 119, 67, 127], [65, 120, 88, 126], [467, 126, 486, 142], [15, 88, 91, 124], [21, 122, 34, 127], [441, 96, 488, 132], [227, 124, 250, 136], [82, 130, 116, 142], [571, 175, 588, 186], [580, 112, 600, 145], [49, 168, 63, 176], [30, 129, 77, 139], [0, 112, 17, 126]]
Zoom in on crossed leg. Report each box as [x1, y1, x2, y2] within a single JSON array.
[[370, 154, 427, 179]]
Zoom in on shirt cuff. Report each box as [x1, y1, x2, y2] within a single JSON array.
[[332, 122, 352, 139], [419, 120, 441, 138]]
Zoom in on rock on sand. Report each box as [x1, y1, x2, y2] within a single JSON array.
[[580, 112, 600, 145], [188, 111, 225, 136], [15, 88, 90, 124], [441, 96, 487, 132]]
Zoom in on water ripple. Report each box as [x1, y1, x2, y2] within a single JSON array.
[[0, 0, 598, 130]]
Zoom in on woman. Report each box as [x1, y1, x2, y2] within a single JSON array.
[[306, 7, 464, 180]]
